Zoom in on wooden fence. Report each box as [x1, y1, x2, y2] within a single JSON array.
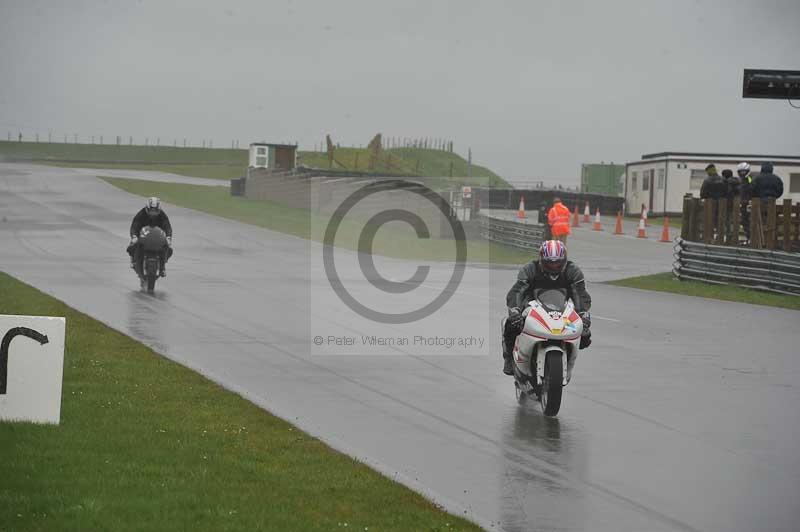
[[681, 195, 800, 253]]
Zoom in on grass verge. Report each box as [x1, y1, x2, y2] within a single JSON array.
[[608, 272, 800, 310], [624, 215, 682, 230], [101, 176, 530, 265], [0, 271, 480, 532]]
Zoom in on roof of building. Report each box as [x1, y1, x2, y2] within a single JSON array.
[[641, 151, 800, 161], [249, 142, 298, 149]]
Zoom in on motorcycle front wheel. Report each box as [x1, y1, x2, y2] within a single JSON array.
[[146, 274, 156, 293], [540, 352, 563, 417]]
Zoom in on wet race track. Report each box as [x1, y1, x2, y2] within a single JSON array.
[[2, 164, 799, 531]]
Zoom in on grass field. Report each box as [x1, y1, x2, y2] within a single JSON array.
[[608, 272, 800, 310], [102, 176, 531, 265], [0, 271, 480, 532], [0, 140, 246, 165]]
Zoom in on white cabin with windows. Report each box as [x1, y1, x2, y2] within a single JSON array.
[[624, 152, 800, 215]]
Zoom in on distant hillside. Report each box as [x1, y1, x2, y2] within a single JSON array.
[[298, 147, 509, 188]]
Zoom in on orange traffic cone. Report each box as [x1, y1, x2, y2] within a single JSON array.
[[614, 211, 624, 235], [517, 196, 526, 219], [593, 208, 602, 231], [636, 216, 647, 238], [572, 204, 581, 227], [583, 201, 591, 223], [659, 216, 671, 242]]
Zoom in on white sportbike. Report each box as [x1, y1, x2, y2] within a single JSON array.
[[506, 288, 584, 416]]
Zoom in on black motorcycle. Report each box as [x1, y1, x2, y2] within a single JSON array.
[[134, 226, 168, 293]]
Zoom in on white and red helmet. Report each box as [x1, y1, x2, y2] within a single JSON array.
[[539, 240, 567, 280]]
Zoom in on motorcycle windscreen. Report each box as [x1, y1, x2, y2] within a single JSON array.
[[534, 288, 567, 313]]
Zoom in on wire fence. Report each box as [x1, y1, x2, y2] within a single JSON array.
[[4, 131, 243, 150], [476, 213, 545, 251], [673, 237, 800, 295]]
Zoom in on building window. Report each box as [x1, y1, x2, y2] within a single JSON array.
[[631, 174, 637, 191], [657, 168, 665, 189], [257, 147, 266, 155], [255, 156, 267, 166], [790, 173, 800, 193], [642, 171, 650, 190], [690, 169, 706, 190]]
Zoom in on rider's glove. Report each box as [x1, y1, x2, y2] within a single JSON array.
[[579, 311, 591, 330], [166, 236, 172, 247], [129, 235, 138, 244], [508, 307, 523, 327]]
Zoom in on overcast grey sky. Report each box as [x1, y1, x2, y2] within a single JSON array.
[[1, 0, 798, 184]]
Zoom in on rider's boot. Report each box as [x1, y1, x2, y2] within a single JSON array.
[[503, 357, 514, 376], [502, 340, 514, 376]]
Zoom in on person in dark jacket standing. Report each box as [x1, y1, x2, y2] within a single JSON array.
[[699, 164, 727, 200], [751, 162, 784, 201], [700, 164, 726, 239], [127, 197, 173, 276], [722, 169, 740, 199], [721, 169, 740, 241]]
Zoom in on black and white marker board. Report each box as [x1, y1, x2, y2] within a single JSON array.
[[0, 315, 66, 425]]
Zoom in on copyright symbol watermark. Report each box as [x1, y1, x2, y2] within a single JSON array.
[[313, 336, 324, 345], [322, 180, 467, 324]]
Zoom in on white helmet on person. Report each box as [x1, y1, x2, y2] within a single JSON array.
[[737, 162, 751, 176], [145, 197, 161, 218]]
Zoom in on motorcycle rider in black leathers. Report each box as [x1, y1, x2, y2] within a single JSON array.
[[502, 240, 592, 378], [127, 197, 173, 277]]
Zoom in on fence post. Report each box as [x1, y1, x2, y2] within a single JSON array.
[[750, 198, 762, 249], [794, 202, 800, 252], [783, 199, 792, 252], [716, 199, 727, 245], [681, 195, 692, 239], [692, 198, 702, 242], [703, 199, 714, 244], [730, 196, 740, 246], [766, 198, 777, 250]]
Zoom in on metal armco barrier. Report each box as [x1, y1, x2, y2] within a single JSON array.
[[673, 237, 800, 295], [476, 214, 544, 251]]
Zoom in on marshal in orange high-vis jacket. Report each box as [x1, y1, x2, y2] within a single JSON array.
[[547, 199, 572, 241]]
